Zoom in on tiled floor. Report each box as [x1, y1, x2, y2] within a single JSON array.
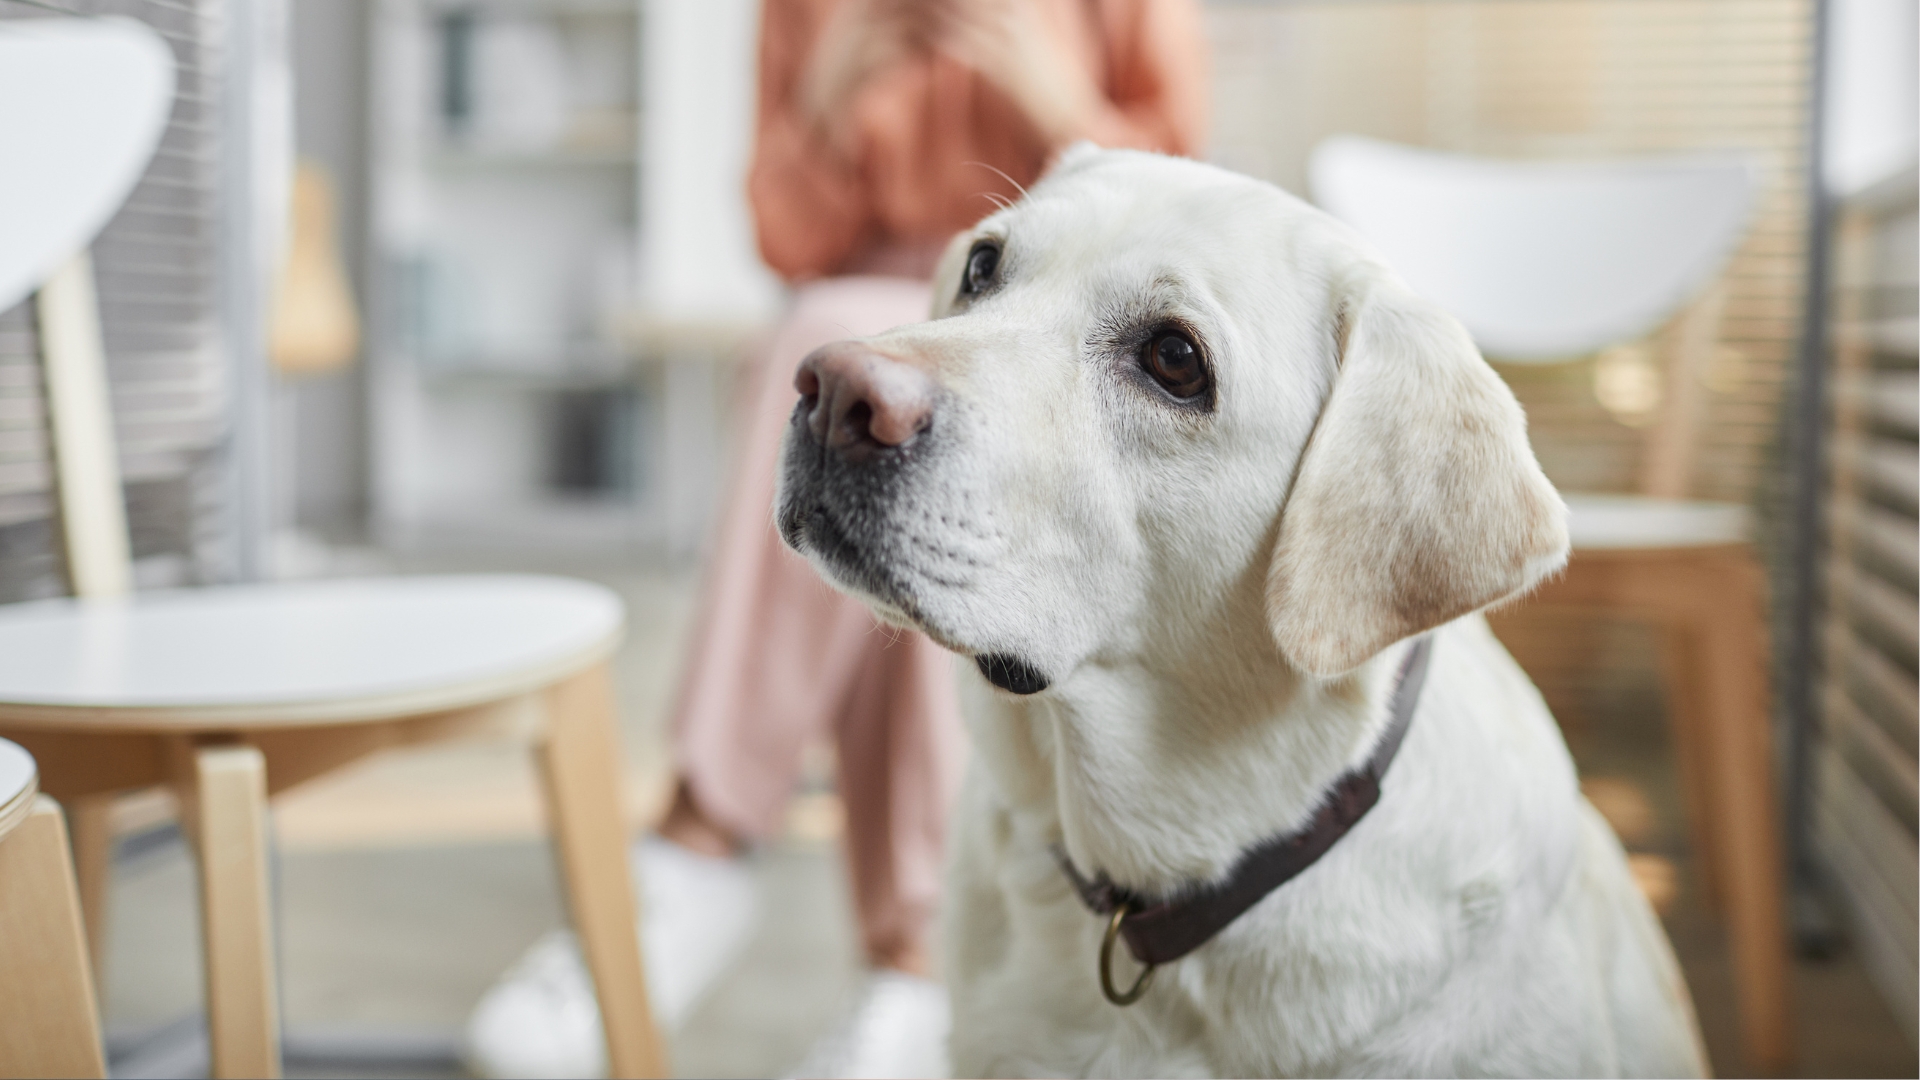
[[104, 835, 862, 1078], [93, 552, 1915, 1078]]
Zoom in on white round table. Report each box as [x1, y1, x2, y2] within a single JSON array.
[[0, 573, 662, 1079], [0, 737, 36, 843], [0, 574, 622, 727], [0, 735, 110, 1077]]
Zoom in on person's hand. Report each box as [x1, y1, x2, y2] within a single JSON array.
[[935, 0, 1105, 149], [800, 0, 926, 157]]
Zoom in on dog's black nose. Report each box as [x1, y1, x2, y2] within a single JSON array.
[[794, 342, 935, 460]]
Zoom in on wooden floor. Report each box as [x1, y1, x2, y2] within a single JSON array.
[[1559, 628, 1916, 1080]]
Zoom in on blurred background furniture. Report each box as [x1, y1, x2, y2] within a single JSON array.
[[367, 0, 774, 558], [1312, 136, 1791, 1071], [1812, 163, 1917, 1046], [0, 0, 1909, 1076], [0, 0, 246, 601], [0, 580, 659, 1080], [0, 12, 663, 1079], [0, 737, 107, 1080], [1209, 1, 1819, 540]]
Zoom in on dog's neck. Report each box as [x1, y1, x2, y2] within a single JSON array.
[[967, 614, 1417, 896]]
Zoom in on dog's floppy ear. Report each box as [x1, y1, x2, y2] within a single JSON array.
[[1266, 266, 1569, 677]]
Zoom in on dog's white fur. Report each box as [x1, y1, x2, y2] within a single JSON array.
[[777, 147, 1707, 1077]]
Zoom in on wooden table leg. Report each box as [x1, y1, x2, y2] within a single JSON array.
[[1657, 625, 1726, 913], [1692, 556, 1792, 1072], [1511, 546, 1794, 1072], [176, 743, 281, 1080], [66, 793, 115, 995], [537, 663, 666, 1079], [0, 796, 107, 1080]]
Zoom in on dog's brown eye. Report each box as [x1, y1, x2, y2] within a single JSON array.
[[1144, 332, 1207, 399], [962, 241, 999, 296]]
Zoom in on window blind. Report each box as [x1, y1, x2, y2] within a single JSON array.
[[0, 0, 229, 602]]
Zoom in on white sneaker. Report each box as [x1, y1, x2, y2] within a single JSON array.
[[464, 836, 760, 1079], [463, 931, 605, 1080], [788, 970, 951, 1079]]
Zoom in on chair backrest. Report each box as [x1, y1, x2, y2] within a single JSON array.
[[1308, 136, 1759, 363], [0, 18, 173, 316], [0, 17, 175, 599]]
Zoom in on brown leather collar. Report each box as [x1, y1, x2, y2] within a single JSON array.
[[1057, 635, 1434, 987]]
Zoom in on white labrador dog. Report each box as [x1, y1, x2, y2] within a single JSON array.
[[775, 146, 1707, 1078]]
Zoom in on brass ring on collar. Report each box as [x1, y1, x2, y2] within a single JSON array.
[[1100, 903, 1157, 1006]]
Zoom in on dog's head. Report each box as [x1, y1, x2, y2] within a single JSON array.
[[777, 147, 1567, 691]]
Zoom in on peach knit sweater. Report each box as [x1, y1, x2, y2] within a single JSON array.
[[749, 0, 1210, 281]]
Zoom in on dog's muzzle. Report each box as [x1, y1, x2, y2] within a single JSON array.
[[778, 341, 1050, 693], [776, 341, 939, 614]]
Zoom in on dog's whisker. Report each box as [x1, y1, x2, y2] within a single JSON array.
[[964, 160, 1027, 198]]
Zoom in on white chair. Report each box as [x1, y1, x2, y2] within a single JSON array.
[[0, 18, 662, 1078], [1312, 135, 1791, 1071], [0, 738, 107, 1080]]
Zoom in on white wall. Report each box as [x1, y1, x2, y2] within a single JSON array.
[[634, 0, 780, 556], [1825, 0, 1919, 194], [636, 0, 781, 325]]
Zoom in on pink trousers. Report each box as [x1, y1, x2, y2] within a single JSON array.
[[668, 277, 967, 966]]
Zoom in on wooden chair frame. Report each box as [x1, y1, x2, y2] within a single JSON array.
[[0, 764, 109, 1079], [1490, 271, 1793, 1074], [0, 254, 666, 1078], [1495, 543, 1790, 1071]]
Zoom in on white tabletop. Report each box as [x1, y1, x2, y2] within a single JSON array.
[[1565, 494, 1750, 551], [0, 575, 623, 726], [0, 738, 37, 842]]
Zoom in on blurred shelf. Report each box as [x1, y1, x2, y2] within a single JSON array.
[[416, 363, 640, 391], [424, 146, 636, 171], [388, 496, 658, 554], [417, 0, 639, 15], [612, 312, 769, 361], [411, 341, 656, 389], [373, 0, 734, 561]]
